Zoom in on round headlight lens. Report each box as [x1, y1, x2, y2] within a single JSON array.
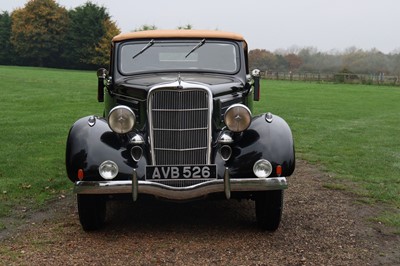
[[224, 104, 252, 132], [99, 160, 118, 180], [108, 106, 135, 134], [253, 159, 273, 178]]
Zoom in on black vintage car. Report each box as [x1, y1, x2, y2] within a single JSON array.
[[66, 30, 295, 231]]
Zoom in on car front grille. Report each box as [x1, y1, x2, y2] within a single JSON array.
[[148, 87, 212, 165]]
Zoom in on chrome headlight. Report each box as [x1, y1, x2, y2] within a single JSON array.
[[224, 104, 252, 132], [108, 105, 136, 134]]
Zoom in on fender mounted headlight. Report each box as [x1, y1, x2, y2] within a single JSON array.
[[108, 105, 136, 134], [224, 104, 252, 132]]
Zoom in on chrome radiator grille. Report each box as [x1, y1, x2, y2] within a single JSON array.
[[149, 87, 212, 165]]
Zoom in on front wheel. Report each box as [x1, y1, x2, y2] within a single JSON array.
[[77, 194, 106, 231], [255, 190, 283, 231]]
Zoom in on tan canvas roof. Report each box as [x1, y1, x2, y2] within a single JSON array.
[[112, 30, 246, 43]]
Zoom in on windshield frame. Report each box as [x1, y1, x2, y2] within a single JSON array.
[[117, 39, 241, 76]]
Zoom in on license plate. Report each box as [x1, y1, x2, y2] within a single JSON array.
[[146, 165, 217, 180]]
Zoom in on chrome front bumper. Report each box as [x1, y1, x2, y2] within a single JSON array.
[[74, 171, 287, 201]]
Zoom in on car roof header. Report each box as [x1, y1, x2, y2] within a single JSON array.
[[112, 30, 246, 43]]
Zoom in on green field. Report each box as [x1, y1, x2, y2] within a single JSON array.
[[0, 66, 102, 226], [256, 80, 400, 229], [0, 66, 399, 230]]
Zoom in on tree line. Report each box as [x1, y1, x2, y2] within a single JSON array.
[[1, 0, 399, 77], [0, 0, 196, 70], [0, 0, 119, 69], [248, 47, 400, 78]]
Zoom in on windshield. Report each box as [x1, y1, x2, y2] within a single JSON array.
[[118, 40, 240, 75]]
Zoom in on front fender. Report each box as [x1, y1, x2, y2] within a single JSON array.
[[65, 116, 147, 182], [226, 113, 295, 178]]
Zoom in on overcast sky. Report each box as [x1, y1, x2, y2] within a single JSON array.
[[2, 0, 400, 53]]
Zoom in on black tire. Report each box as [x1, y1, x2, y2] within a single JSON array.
[[77, 194, 106, 231], [255, 190, 283, 231]]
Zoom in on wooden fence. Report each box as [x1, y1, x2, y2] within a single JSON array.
[[264, 71, 399, 86]]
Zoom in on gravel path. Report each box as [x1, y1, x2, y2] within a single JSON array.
[[1, 161, 399, 265]]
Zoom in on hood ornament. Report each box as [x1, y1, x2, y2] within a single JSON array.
[[177, 73, 183, 89]]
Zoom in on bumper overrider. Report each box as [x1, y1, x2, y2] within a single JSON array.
[[74, 168, 287, 201]]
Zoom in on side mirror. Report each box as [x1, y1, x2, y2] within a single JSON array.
[[251, 69, 261, 101], [97, 68, 107, 102]]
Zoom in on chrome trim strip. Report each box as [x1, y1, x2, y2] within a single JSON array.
[[154, 147, 207, 152], [74, 177, 288, 200], [153, 127, 208, 131], [151, 108, 209, 112]]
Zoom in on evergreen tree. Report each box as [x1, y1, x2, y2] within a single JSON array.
[[0, 11, 15, 65], [63, 2, 109, 69]]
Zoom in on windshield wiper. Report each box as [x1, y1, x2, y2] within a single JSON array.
[[132, 39, 155, 60], [185, 39, 206, 58]]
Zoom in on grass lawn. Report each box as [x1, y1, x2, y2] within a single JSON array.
[[0, 66, 399, 230], [255, 80, 400, 229], [0, 66, 102, 226]]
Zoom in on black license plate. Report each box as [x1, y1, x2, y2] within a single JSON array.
[[146, 165, 217, 180]]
